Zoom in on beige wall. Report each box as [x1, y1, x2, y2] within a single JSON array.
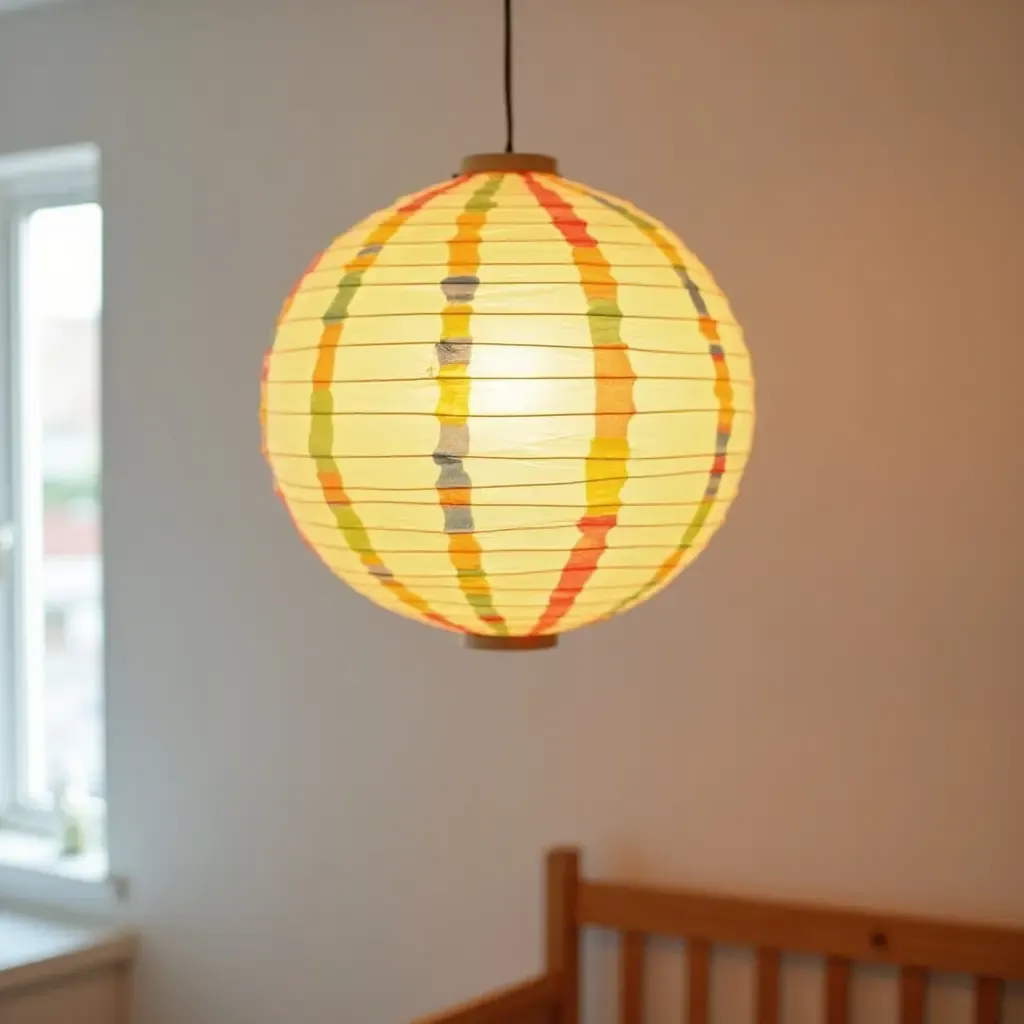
[[1, 1, 1022, 1021]]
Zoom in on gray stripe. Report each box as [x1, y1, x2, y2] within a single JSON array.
[[443, 506, 475, 533], [436, 462, 471, 490], [435, 423, 470, 457], [442, 274, 480, 303], [436, 338, 472, 365]]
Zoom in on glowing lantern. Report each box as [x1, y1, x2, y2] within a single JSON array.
[[261, 152, 753, 648]]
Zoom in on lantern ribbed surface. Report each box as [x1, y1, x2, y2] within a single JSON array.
[[261, 166, 754, 640]]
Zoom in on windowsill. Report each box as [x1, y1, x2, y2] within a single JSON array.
[[0, 829, 125, 916], [0, 907, 136, 997], [0, 828, 106, 880]]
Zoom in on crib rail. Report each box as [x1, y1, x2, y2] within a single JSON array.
[[410, 973, 562, 1024], [579, 877, 1024, 981], [411, 848, 1024, 1024], [585, 867, 1024, 1023]]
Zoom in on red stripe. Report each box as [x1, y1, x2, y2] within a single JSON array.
[[520, 174, 633, 636], [530, 515, 616, 623]]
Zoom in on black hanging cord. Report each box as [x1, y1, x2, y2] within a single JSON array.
[[504, 0, 514, 152]]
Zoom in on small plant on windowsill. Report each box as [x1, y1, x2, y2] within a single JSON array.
[[52, 774, 90, 859]]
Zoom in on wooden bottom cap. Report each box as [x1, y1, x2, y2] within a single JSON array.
[[463, 633, 559, 651], [461, 152, 559, 174]]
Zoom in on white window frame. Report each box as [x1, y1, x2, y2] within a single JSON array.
[[0, 0, 63, 13], [0, 144, 103, 845]]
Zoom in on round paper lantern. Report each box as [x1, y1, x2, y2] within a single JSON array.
[[261, 154, 754, 648]]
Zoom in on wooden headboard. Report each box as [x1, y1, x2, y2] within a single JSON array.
[[413, 847, 1024, 1024]]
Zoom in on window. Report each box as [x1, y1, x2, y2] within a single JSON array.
[[0, 145, 103, 858]]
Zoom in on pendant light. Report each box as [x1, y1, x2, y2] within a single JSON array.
[[261, 0, 755, 650]]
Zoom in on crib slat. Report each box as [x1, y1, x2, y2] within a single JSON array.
[[756, 948, 780, 1024], [546, 849, 580, 1024], [621, 931, 644, 1024], [686, 939, 710, 1024], [900, 966, 926, 1024], [825, 957, 850, 1024], [975, 976, 1003, 1024]]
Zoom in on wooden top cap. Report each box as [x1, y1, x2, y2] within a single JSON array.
[[461, 152, 559, 174]]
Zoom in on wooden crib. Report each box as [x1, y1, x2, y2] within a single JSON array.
[[413, 847, 1024, 1024]]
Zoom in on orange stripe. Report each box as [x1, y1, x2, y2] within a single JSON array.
[[558, 180, 738, 618], [521, 174, 635, 635]]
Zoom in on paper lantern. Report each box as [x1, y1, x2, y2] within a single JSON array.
[[261, 153, 754, 648]]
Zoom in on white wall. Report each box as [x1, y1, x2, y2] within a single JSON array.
[[1, 1, 1022, 1022]]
